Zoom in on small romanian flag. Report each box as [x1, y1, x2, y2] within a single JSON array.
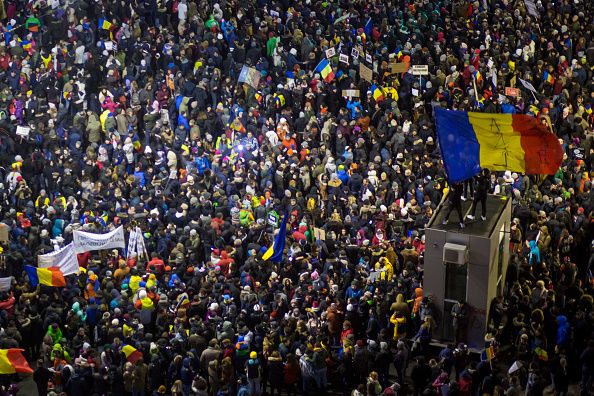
[[534, 347, 548, 361], [132, 135, 142, 152], [262, 211, 288, 262], [255, 92, 263, 103], [371, 84, 385, 102], [230, 118, 246, 133], [122, 345, 143, 363], [544, 71, 554, 84], [473, 70, 483, 84], [21, 40, 32, 52], [481, 346, 495, 361], [314, 59, 335, 83], [24, 265, 66, 287], [0, 349, 33, 374], [98, 18, 116, 31], [585, 104, 592, 115]]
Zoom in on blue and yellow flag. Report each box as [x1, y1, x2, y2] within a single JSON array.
[[262, 212, 288, 262]]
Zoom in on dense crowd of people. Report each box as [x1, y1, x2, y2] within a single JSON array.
[[0, 0, 593, 395]]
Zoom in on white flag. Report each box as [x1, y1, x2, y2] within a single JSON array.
[[519, 78, 537, 93], [38, 242, 80, 276], [73, 226, 125, 254]]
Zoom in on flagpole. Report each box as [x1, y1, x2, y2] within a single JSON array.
[[472, 75, 479, 108]]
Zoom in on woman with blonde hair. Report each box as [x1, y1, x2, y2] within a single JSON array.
[[366, 371, 382, 396], [171, 379, 184, 396]]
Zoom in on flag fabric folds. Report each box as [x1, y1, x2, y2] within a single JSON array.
[[314, 59, 334, 82], [434, 108, 563, 183], [534, 347, 548, 361], [238, 65, 261, 89], [544, 71, 554, 84], [262, 212, 288, 262], [122, 345, 143, 363], [0, 349, 33, 374], [363, 17, 373, 36], [371, 84, 385, 102], [24, 265, 66, 287], [98, 18, 116, 31], [481, 346, 495, 361]]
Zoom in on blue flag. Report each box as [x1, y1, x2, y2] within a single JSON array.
[[364, 18, 373, 36], [262, 211, 288, 262]]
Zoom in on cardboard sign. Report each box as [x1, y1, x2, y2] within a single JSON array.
[[342, 89, 360, 97], [104, 41, 114, 51], [360, 63, 373, 82], [505, 87, 519, 97], [339, 54, 349, 64], [410, 65, 429, 75], [351, 48, 359, 58], [0, 223, 8, 243], [313, 227, 326, 241], [390, 62, 409, 74], [325, 47, 336, 58]]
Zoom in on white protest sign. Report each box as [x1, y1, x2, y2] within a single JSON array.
[[38, 242, 80, 276], [16, 126, 30, 137], [0, 277, 12, 292], [410, 65, 429, 75], [73, 226, 125, 254], [339, 54, 349, 64], [325, 47, 336, 58], [127, 226, 148, 260]]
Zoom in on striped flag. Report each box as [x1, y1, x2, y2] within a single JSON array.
[[314, 58, 335, 83], [481, 346, 495, 361], [98, 18, 116, 31], [122, 345, 143, 363], [24, 265, 66, 287], [262, 212, 288, 262], [371, 84, 385, 102], [534, 347, 548, 361], [0, 349, 33, 374]]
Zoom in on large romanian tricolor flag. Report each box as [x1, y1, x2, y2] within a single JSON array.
[[122, 345, 143, 363], [435, 108, 563, 183], [0, 349, 33, 374], [24, 265, 66, 287], [314, 59, 334, 83]]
